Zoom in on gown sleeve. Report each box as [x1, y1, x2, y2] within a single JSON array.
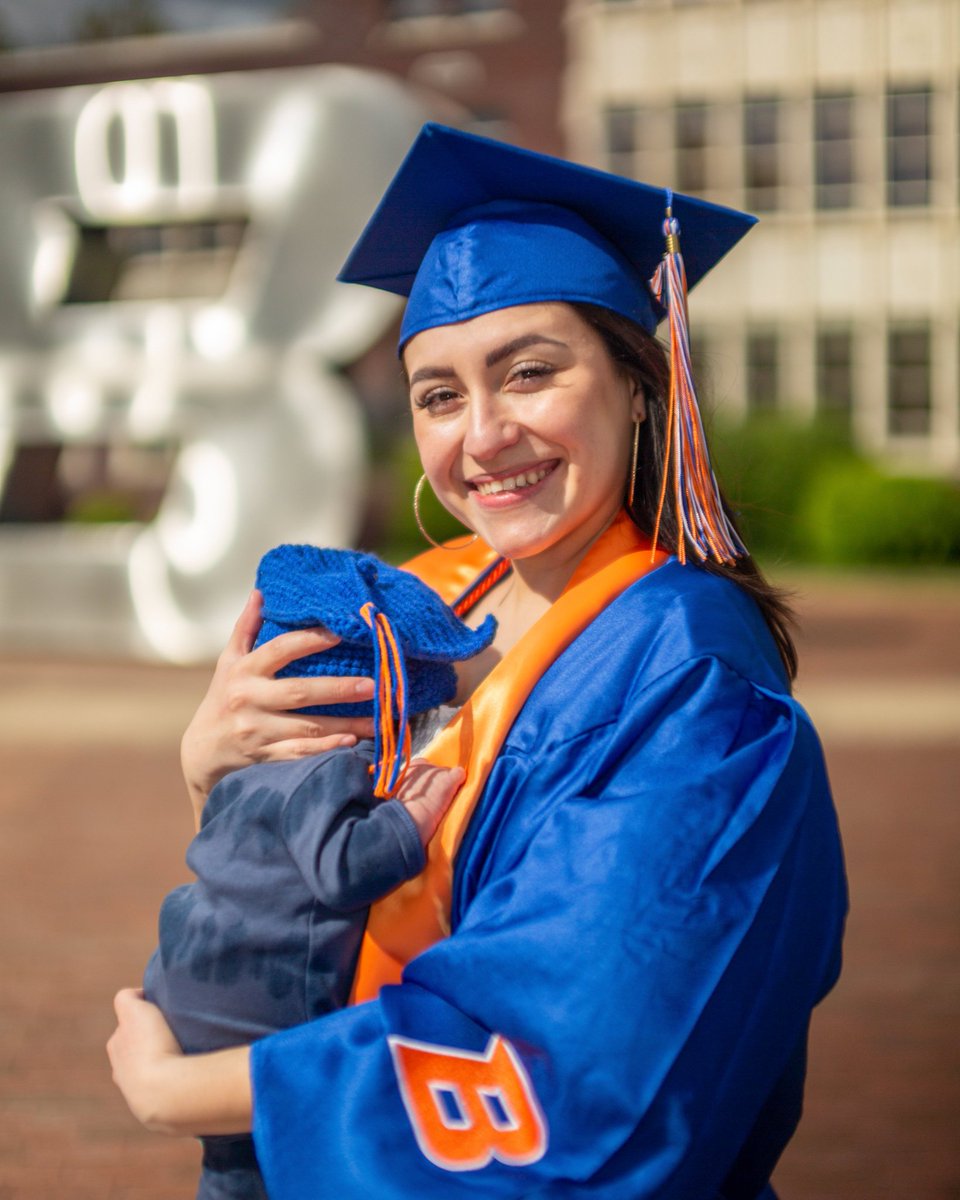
[[251, 654, 847, 1199]]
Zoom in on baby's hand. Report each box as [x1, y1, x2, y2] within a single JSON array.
[[397, 760, 466, 846]]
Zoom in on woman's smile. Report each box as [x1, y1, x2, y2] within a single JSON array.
[[468, 459, 560, 503]]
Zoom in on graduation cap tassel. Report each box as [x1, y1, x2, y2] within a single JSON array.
[[649, 201, 746, 566], [360, 602, 411, 798]]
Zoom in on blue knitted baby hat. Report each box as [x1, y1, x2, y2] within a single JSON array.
[[253, 544, 495, 720]]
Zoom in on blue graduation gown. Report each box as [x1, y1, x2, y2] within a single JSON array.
[[250, 560, 847, 1198]]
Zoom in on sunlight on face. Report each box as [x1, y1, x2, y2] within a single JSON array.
[[404, 303, 645, 571]]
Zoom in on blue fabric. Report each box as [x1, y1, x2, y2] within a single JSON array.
[[253, 544, 495, 718], [400, 201, 657, 346], [144, 745, 424, 1200], [335, 123, 757, 349], [250, 563, 847, 1198]]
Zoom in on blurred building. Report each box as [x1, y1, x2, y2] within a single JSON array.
[[0, 63, 441, 660], [0, 0, 567, 152], [566, 0, 960, 475]]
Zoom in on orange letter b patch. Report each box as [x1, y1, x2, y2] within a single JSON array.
[[388, 1034, 548, 1172]]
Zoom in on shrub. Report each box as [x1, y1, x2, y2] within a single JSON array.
[[710, 413, 858, 561], [798, 462, 960, 566]]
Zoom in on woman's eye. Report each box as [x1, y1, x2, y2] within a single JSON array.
[[507, 361, 553, 388], [413, 387, 459, 412]]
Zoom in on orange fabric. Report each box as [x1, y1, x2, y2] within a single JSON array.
[[401, 537, 501, 606], [350, 512, 668, 1004], [388, 1034, 547, 1169]]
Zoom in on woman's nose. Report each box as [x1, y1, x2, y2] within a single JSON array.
[[462, 393, 521, 463]]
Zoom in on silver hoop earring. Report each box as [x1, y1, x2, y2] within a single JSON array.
[[413, 474, 478, 551], [627, 418, 641, 508]]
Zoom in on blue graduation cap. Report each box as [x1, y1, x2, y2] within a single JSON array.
[[337, 121, 756, 349], [339, 122, 755, 566]]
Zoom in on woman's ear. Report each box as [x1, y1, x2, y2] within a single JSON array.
[[631, 381, 647, 424]]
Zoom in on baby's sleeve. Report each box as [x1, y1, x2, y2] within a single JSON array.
[[280, 748, 425, 913]]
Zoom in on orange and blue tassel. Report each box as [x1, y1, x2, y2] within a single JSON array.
[[649, 195, 746, 566], [360, 602, 411, 798]]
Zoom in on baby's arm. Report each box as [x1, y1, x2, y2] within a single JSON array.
[[281, 751, 463, 913]]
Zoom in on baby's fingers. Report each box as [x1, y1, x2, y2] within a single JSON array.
[[398, 764, 465, 845]]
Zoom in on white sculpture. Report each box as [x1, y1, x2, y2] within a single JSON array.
[[0, 65, 433, 661]]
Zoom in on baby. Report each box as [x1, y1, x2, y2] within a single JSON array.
[[143, 545, 495, 1200]]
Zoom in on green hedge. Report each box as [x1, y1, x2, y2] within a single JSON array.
[[711, 414, 960, 567], [799, 462, 960, 566], [710, 414, 858, 561]]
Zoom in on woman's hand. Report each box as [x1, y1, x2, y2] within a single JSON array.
[[107, 989, 252, 1137], [181, 590, 375, 825]]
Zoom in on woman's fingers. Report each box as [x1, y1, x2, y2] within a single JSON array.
[[220, 590, 264, 664], [107, 989, 189, 1134], [219, 681, 375, 747], [254, 733, 363, 762], [248, 625, 343, 674], [181, 610, 376, 814], [227, 718, 373, 761], [113, 986, 144, 1018], [268, 673, 375, 715], [108, 988, 181, 1075]]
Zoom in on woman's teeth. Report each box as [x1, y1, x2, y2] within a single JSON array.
[[475, 466, 551, 496]]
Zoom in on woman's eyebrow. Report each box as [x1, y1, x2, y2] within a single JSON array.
[[407, 333, 568, 386], [486, 333, 568, 367], [408, 364, 456, 386]]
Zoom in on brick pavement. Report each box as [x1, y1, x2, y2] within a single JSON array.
[[773, 575, 960, 1200], [0, 575, 957, 1199]]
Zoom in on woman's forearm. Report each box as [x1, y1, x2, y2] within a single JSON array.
[[145, 1045, 254, 1137], [107, 989, 252, 1138]]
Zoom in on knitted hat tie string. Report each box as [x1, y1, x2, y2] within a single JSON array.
[[359, 602, 412, 798]]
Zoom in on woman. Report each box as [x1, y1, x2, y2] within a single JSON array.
[[108, 124, 847, 1199]]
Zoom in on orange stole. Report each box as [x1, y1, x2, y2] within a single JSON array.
[[349, 512, 668, 1004]]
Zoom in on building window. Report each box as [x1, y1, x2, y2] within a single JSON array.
[[386, 0, 444, 16], [816, 328, 854, 422], [888, 325, 931, 435], [675, 102, 710, 195], [386, 0, 507, 16], [743, 97, 780, 211], [886, 87, 932, 207], [604, 106, 637, 176], [814, 93, 855, 210], [746, 330, 779, 411]]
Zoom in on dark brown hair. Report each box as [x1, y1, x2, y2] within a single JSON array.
[[573, 302, 798, 683]]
